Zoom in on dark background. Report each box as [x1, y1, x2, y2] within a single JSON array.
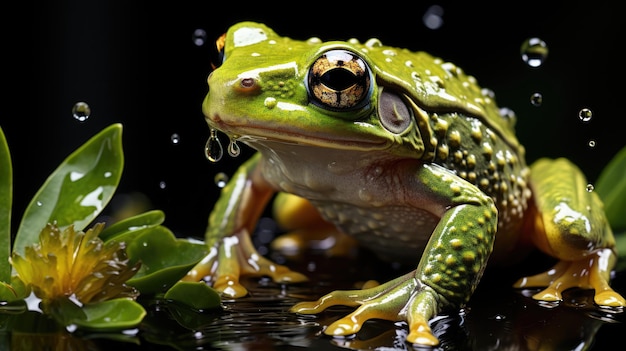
[[12, 0, 623, 240]]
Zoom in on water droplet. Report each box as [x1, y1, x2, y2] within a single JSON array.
[[530, 92, 543, 106], [159, 181, 167, 189], [521, 37, 548, 68], [36, 201, 43, 207], [171, 133, 181, 145], [214, 172, 229, 188], [72, 102, 91, 122], [423, 5, 444, 30], [205, 129, 223, 162], [586, 183, 594, 192], [192, 28, 207, 46], [228, 139, 241, 157], [588, 140, 596, 148], [579, 108, 593, 122]]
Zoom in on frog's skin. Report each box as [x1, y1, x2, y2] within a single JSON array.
[[184, 22, 625, 346]]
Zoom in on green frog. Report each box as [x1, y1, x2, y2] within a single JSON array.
[[183, 22, 625, 346]]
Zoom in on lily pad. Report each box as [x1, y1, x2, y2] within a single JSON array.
[[164, 281, 221, 311], [125, 226, 207, 294], [71, 298, 146, 331], [13, 124, 124, 256]]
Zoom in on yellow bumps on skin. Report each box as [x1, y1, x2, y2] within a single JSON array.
[[10, 223, 140, 304]]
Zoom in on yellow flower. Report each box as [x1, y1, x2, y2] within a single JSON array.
[[10, 222, 140, 304]]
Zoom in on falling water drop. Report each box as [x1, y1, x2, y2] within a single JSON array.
[[228, 139, 241, 157], [72, 102, 91, 122], [205, 129, 223, 162], [530, 92, 543, 107], [214, 172, 229, 188], [422, 5, 444, 30], [192, 28, 207, 46], [521, 38, 548, 68], [588, 140, 596, 148], [171, 133, 181, 145], [579, 108, 593, 122]]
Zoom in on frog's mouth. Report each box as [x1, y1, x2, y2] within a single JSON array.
[[207, 114, 392, 151]]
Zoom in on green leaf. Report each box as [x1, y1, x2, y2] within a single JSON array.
[[0, 126, 12, 283], [164, 281, 221, 311], [595, 145, 626, 232], [99, 209, 165, 241], [13, 124, 124, 256], [124, 226, 207, 295], [71, 298, 146, 331], [0, 282, 18, 301]]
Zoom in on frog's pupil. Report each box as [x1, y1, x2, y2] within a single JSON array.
[[321, 68, 360, 91]]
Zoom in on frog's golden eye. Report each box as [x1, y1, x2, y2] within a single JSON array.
[[210, 33, 227, 70], [307, 49, 372, 110]]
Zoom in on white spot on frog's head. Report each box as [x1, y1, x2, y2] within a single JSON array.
[[233, 27, 268, 47]]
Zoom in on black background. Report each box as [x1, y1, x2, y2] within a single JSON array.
[[13, 1, 624, 240], [4, 1, 624, 349]]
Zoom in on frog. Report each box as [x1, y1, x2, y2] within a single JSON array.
[[183, 21, 625, 346]]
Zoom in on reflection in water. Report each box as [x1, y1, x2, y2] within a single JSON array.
[[139, 248, 623, 350], [4, 247, 624, 350]]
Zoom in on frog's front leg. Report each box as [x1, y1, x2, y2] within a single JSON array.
[[514, 158, 625, 307], [291, 164, 499, 346], [183, 153, 307, 297]]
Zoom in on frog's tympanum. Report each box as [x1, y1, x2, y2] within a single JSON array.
[[184, 22, 625, 346]]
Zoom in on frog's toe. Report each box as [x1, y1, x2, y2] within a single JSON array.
[[183, 231, 308, 298], [213, 274, 249, 298], [292, 272, 445, 346], [594, 290, 626, 307], [406, 323, 439, 346], [514, 249, 626, 307]]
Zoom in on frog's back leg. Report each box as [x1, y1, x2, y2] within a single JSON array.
[[271, 193, 358, 256], [515, 157, 625, 307]]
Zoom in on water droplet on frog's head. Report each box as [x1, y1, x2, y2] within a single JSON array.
[[521, 37, 548, 68], [170, 133, 181, 145], [530, 92, 543, 106], [498, 107, 517, 125], [205, 129, 223, 163], [72, 102, 91, 122], [579, 108, 593, 122], [192, 28, 207, 46], [228, 139, 241, 157], [214, 172, 229, 188], [586, 183, 595, 192]]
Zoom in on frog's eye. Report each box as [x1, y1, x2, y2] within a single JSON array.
[[307, 49, 372, 110], [210, 33, 227, 70]]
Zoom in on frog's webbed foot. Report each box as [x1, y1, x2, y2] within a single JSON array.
[[182, 229, 308, 298], [514, 248, 626, 307], [290, 271, 446, 346]]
